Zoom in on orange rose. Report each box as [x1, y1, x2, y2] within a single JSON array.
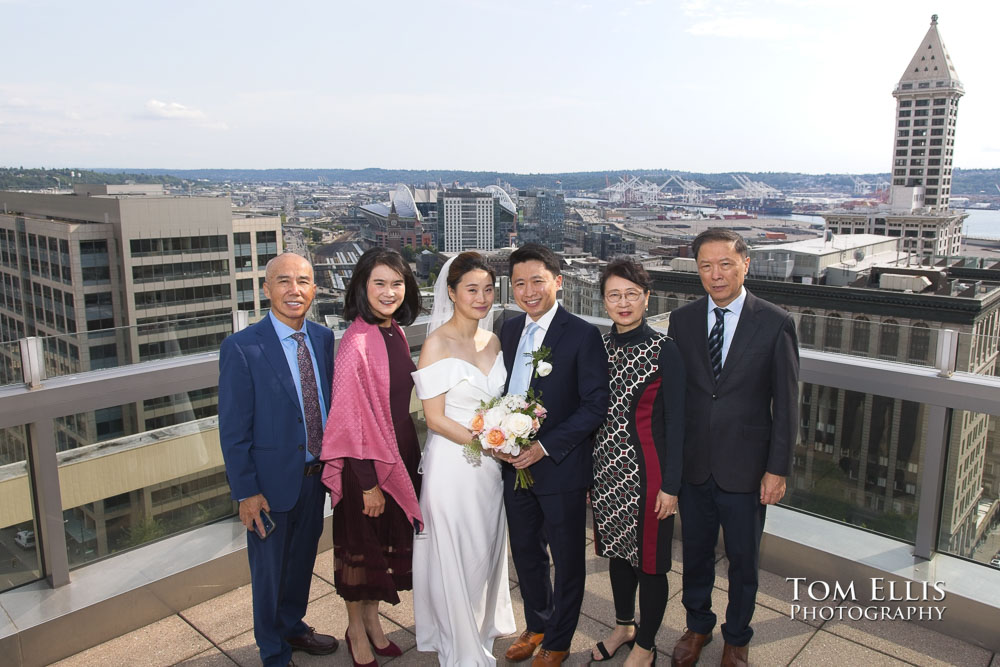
[[470, 413, 485, 433], [484, 427, 507, 449]]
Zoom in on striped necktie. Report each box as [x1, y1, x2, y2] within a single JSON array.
[[708, 307, 728, 382]]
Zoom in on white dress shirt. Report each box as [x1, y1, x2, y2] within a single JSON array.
[[517, 301, 560, 455]]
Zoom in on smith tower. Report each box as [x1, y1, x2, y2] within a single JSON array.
[[824, 15, 967, 259], [889, 13, 963, 214]]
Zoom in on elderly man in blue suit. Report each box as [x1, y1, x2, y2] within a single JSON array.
[[219, 252, 338, 667]]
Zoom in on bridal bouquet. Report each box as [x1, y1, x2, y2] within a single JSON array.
[[467, 389, 547, 490]]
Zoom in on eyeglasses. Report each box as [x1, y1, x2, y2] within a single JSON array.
[[604, 290, 645, 303]]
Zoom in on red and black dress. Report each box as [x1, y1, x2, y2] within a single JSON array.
[[332, 325, 421, 603], [592, 320, 685, 575]]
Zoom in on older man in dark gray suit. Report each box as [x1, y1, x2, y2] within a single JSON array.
[[668, 229, 799, 667]]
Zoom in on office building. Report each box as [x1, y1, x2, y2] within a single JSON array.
[[437, 189, 495, 252], [517, 188, 565, 250], [0, 185, 281, 460]]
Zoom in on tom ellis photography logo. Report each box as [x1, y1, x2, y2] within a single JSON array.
[[787, 577, 947, 621]]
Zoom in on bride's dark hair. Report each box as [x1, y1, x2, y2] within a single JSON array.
[[446, 251, 496, 290]]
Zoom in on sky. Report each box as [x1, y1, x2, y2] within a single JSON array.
[[2, 0, 998, 174]]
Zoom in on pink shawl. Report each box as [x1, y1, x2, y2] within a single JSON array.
[[321, 318, 423, 531]]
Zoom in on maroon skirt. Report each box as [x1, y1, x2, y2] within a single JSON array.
[[332, 452, 419, 603]]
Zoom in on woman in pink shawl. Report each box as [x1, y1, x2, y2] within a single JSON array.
[[321, 248, 422, 667]]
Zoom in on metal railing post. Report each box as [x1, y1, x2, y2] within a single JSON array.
[[232, 310, 249, 333], [913, 403, 950, 561], [935, 328, 958, 377], [26, 418, 71, 587], [19, 336, 44, 388]]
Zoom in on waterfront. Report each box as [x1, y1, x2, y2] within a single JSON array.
[[964, 208, 1000, 237]]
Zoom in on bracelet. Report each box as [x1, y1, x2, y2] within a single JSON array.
[[362, 487, 378, 495]]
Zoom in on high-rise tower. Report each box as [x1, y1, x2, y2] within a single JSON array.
[[824, 15, 967, 260], [888, 14, 964, 214]]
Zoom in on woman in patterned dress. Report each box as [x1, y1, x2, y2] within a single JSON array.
[[590, 258, 685, 666]]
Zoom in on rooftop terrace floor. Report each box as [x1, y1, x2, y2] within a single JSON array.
[[50, 528, 998, 667]]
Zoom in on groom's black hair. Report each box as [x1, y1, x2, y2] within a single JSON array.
[[509, 243, 561, 277]]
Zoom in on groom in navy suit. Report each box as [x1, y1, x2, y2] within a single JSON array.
[[219, 253, 338, 667], [499, 244, 609, 666]]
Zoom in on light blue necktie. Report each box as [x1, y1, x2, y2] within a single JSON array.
[[508, 322, 539, 395]]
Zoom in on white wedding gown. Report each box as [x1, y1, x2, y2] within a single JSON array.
[[411, 353, 516, 666]]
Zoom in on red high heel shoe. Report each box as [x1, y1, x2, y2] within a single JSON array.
[[345, 627, 377, 667], [366, 628, 402, 657]]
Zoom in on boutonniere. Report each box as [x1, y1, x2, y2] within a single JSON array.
[[527, 346, 553, 378]]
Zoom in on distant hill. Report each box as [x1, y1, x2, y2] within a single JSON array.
[[0, 167, 187, 191], [4, 166, 998, 196]]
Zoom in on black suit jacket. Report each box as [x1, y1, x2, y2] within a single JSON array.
[[501, 306, 610, 494], [668, 291, 799, 493]]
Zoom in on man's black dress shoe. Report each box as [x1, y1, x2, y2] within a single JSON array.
[[287, 626, 339, 655]]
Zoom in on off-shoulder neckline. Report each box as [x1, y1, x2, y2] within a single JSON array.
[[416, 352, 503, 378]]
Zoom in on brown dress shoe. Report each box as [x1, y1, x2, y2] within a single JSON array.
[[531, 648, 569, 666], [505, 630, 545, 662], [286, 626, 339, 655], [670, 629, 713, 666], [721, 642, 748, 667]]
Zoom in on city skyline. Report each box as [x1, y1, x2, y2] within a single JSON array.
[[2, 1, 999, 174]]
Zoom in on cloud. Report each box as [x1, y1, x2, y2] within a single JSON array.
[[142, 99, 228, 130], [144, 99, 207, 120], [3, 97, 30, 109], [686, 15, 797, 39]]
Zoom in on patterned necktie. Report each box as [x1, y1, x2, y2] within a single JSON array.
[[508, 322, 539, 395], [708, 307, 728, 382], [291, 332, 323, 457]]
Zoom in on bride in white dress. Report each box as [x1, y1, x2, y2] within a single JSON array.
[[411, 252, 516, 666]]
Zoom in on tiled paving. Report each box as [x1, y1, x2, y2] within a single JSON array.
[[53, 535, 997, 667]]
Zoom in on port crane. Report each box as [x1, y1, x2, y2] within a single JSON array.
[[603, 175, 662, 205], [731, 175, 782, 202], [662, 175, 708, 204], [851, 176, 873, 195]]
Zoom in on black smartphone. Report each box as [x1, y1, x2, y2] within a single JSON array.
[[258, 510, 276, 539]]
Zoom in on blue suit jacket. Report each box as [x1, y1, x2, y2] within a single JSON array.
[[501, 305, 610, 494], [218, 316, 335, 512]]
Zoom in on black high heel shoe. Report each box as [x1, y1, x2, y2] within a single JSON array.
[[591, 620, 637, 662]]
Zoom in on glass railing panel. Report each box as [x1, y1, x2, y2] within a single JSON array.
[[36, 313, 234, 379], [55, 390, 234, 569], [0, 424, 42, 592], [956, 331, 1000, 378], [0, 340, 22, 387], [782, 382, 929, 543], [793, 313, 940, 367], [937, 408, 1000, 568]]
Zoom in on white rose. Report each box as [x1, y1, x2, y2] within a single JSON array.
[[503, 394, 528, 411], [483, 406, 505, 429], [536, 361, 553, 377], [503, 412, 534, 439]]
